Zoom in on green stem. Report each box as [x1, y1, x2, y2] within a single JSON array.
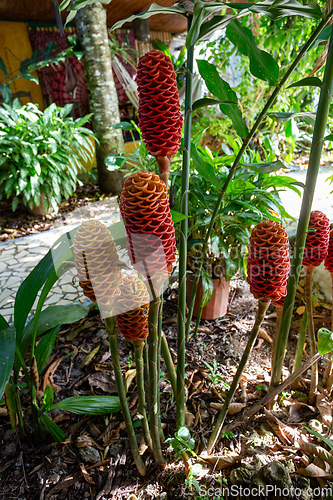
[[14, 387, 25, 438], [270, 24, 333, 392], [143, 341, 151, 410], [157, 295, 164, 442], [291, 309, 308, 390], [105, 317, 146, 476], [133, 340, 152, 450], [161, 331, 177, 398], [177, 14, 193, 430], [304, 266, 318, 404], [207, 300, 270, 454], [193, 305, 204, 340], [322, 275, 333, 387], [271, 307, 283, 374], [185, 9, 333, 340], [148, 296, 165, 465]]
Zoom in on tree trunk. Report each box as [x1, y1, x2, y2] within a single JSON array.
[[76, 3, 124, 194]]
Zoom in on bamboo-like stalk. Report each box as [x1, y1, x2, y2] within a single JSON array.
[[157, 295, 164, 442], [161, 331, 177, 398], [105, 316, 146, 476], [176, 14, 194, 430], [304, 266, 318, 404], [133, 340, 153, 450], [148, 295, 165, 465], [270, 25, 333, 392], [193, 305, 204, 340], [291, 310, 308, 390], [322, 274, 333, 388], [207, 300, 270, 454], [185, 11, 333, 341], [143, 341, 151, 409], [271, 306, 283, 374]]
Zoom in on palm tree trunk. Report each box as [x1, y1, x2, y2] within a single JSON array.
[[76, 3, 124, 194]]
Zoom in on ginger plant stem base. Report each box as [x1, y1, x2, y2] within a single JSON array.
[[133, 340, 153, 450], [207, 300, 270, 454], [304, 266, 318, 404], [105, 316, 146, 476]]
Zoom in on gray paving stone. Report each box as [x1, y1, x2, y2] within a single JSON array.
[[61, 284, 76, 293], [0, 289, 14, 303], [5, 277, 22, 288], [0, 262, 8, 273]]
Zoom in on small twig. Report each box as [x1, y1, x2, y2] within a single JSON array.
[[223, 353, 321, 433]]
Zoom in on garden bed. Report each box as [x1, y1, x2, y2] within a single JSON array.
[[1, 275, 332, 500]]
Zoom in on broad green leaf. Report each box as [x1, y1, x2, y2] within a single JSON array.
[[197, 60, 248, 138], [19, 304, 89, 362], [176, 426, 191, 441], [35, 326, 61, 373], [268, 111, 316, 123], [105, 154, 126, 171], [4, 382, 17, 430], [191, 143, 220, 190], [40, 413, 65, 442], [0, 84, 12, 105], [225, 257, 239, 282], [170, 209, 191, 224], [242, 160, 287, 174], [41, 384, 54, 412], [111, 3, 187, 31], [0, 314, 9, 331], [0, 57, 9, 78], [51, 395, 121, 414], [317, 328, 333, 355], [110, 122, 136, 131], [0, 326, 16, 400], [201, 268, 214, 308], [288, 77, 322, 89], [226, 19, 279, 86], [198, 10, 250, 43], [323, 134, 333, 142], [226, 1, 323, 20], [59, 0, 71, 10], [192, 97, 235, 111]]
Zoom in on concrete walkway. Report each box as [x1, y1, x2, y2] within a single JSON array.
[[0, 197, 120, 324]]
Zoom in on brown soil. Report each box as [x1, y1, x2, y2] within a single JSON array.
[[0, 275, 332, 500]]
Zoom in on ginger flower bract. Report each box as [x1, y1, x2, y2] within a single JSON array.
[[247, 220, 290, 303]]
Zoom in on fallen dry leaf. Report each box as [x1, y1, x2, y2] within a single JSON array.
[[79, 463, 95, 484], [288, 402, 317, 423], [77, 433, 104, 451], [254, 338, 265, 349], [0, 407, 8, 417], [316, 394, 332, 427], [264, 409, 298, 446], [42, 356, 64, 392], [258, 328, 273, 344], [79, 345, 100, 369], [199, 451, 240, 470], [125, 369, 137, 394], [88, 371, 115, 393], [296, 463, 333, 479], [210, 402, 245, 415]]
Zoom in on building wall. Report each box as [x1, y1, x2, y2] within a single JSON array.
[[0, 21, 45, 108]]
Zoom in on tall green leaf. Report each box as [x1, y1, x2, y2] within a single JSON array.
[[288, 77, 322, 89], [40, 413, 65, 442], [242, 160, 287, 173], [226, 20, 279, 86], [35, 326, 61, 373], [0, 314, 9, 331], [191, 143, 221, 190], [187, 1, 233, 48], [111, 3, 187, 31], [52, 395, 121, 414], [201, 269, 214, 308], [0, 326, 16, 400], [197, 60, 248, 138], [268, 111, 316, 123], [226, 0, 323, 20]]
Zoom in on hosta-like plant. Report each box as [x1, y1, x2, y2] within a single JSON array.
[[0, 100, 95, 214]]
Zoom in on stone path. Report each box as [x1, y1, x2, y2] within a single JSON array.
[[1, 165, 333, 325], [0, 197, 120, 324]]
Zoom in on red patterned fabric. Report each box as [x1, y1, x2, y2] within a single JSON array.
[[28, 30, 137, 114]]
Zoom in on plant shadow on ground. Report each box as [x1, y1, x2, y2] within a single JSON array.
[[1, 270, 332, 500]]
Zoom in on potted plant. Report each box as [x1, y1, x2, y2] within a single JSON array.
[[0, 99, 95, 215], [171, 140, 300, 320]]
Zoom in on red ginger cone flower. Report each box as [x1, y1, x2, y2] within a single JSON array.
[[120, 170, 176, 277], [137, 49, 182, 183], [115, 276, 150, 342], [73, 220, 122, 304], [303, 210, 330, 268], [247, 220, 290, 303], [324, 228, 333, 273]]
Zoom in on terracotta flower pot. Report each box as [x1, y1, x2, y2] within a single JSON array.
[[187, 275, 230, 320]]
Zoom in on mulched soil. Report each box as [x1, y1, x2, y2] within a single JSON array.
[[0, 184, 102, 242], [1, 188, 333, 499]]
